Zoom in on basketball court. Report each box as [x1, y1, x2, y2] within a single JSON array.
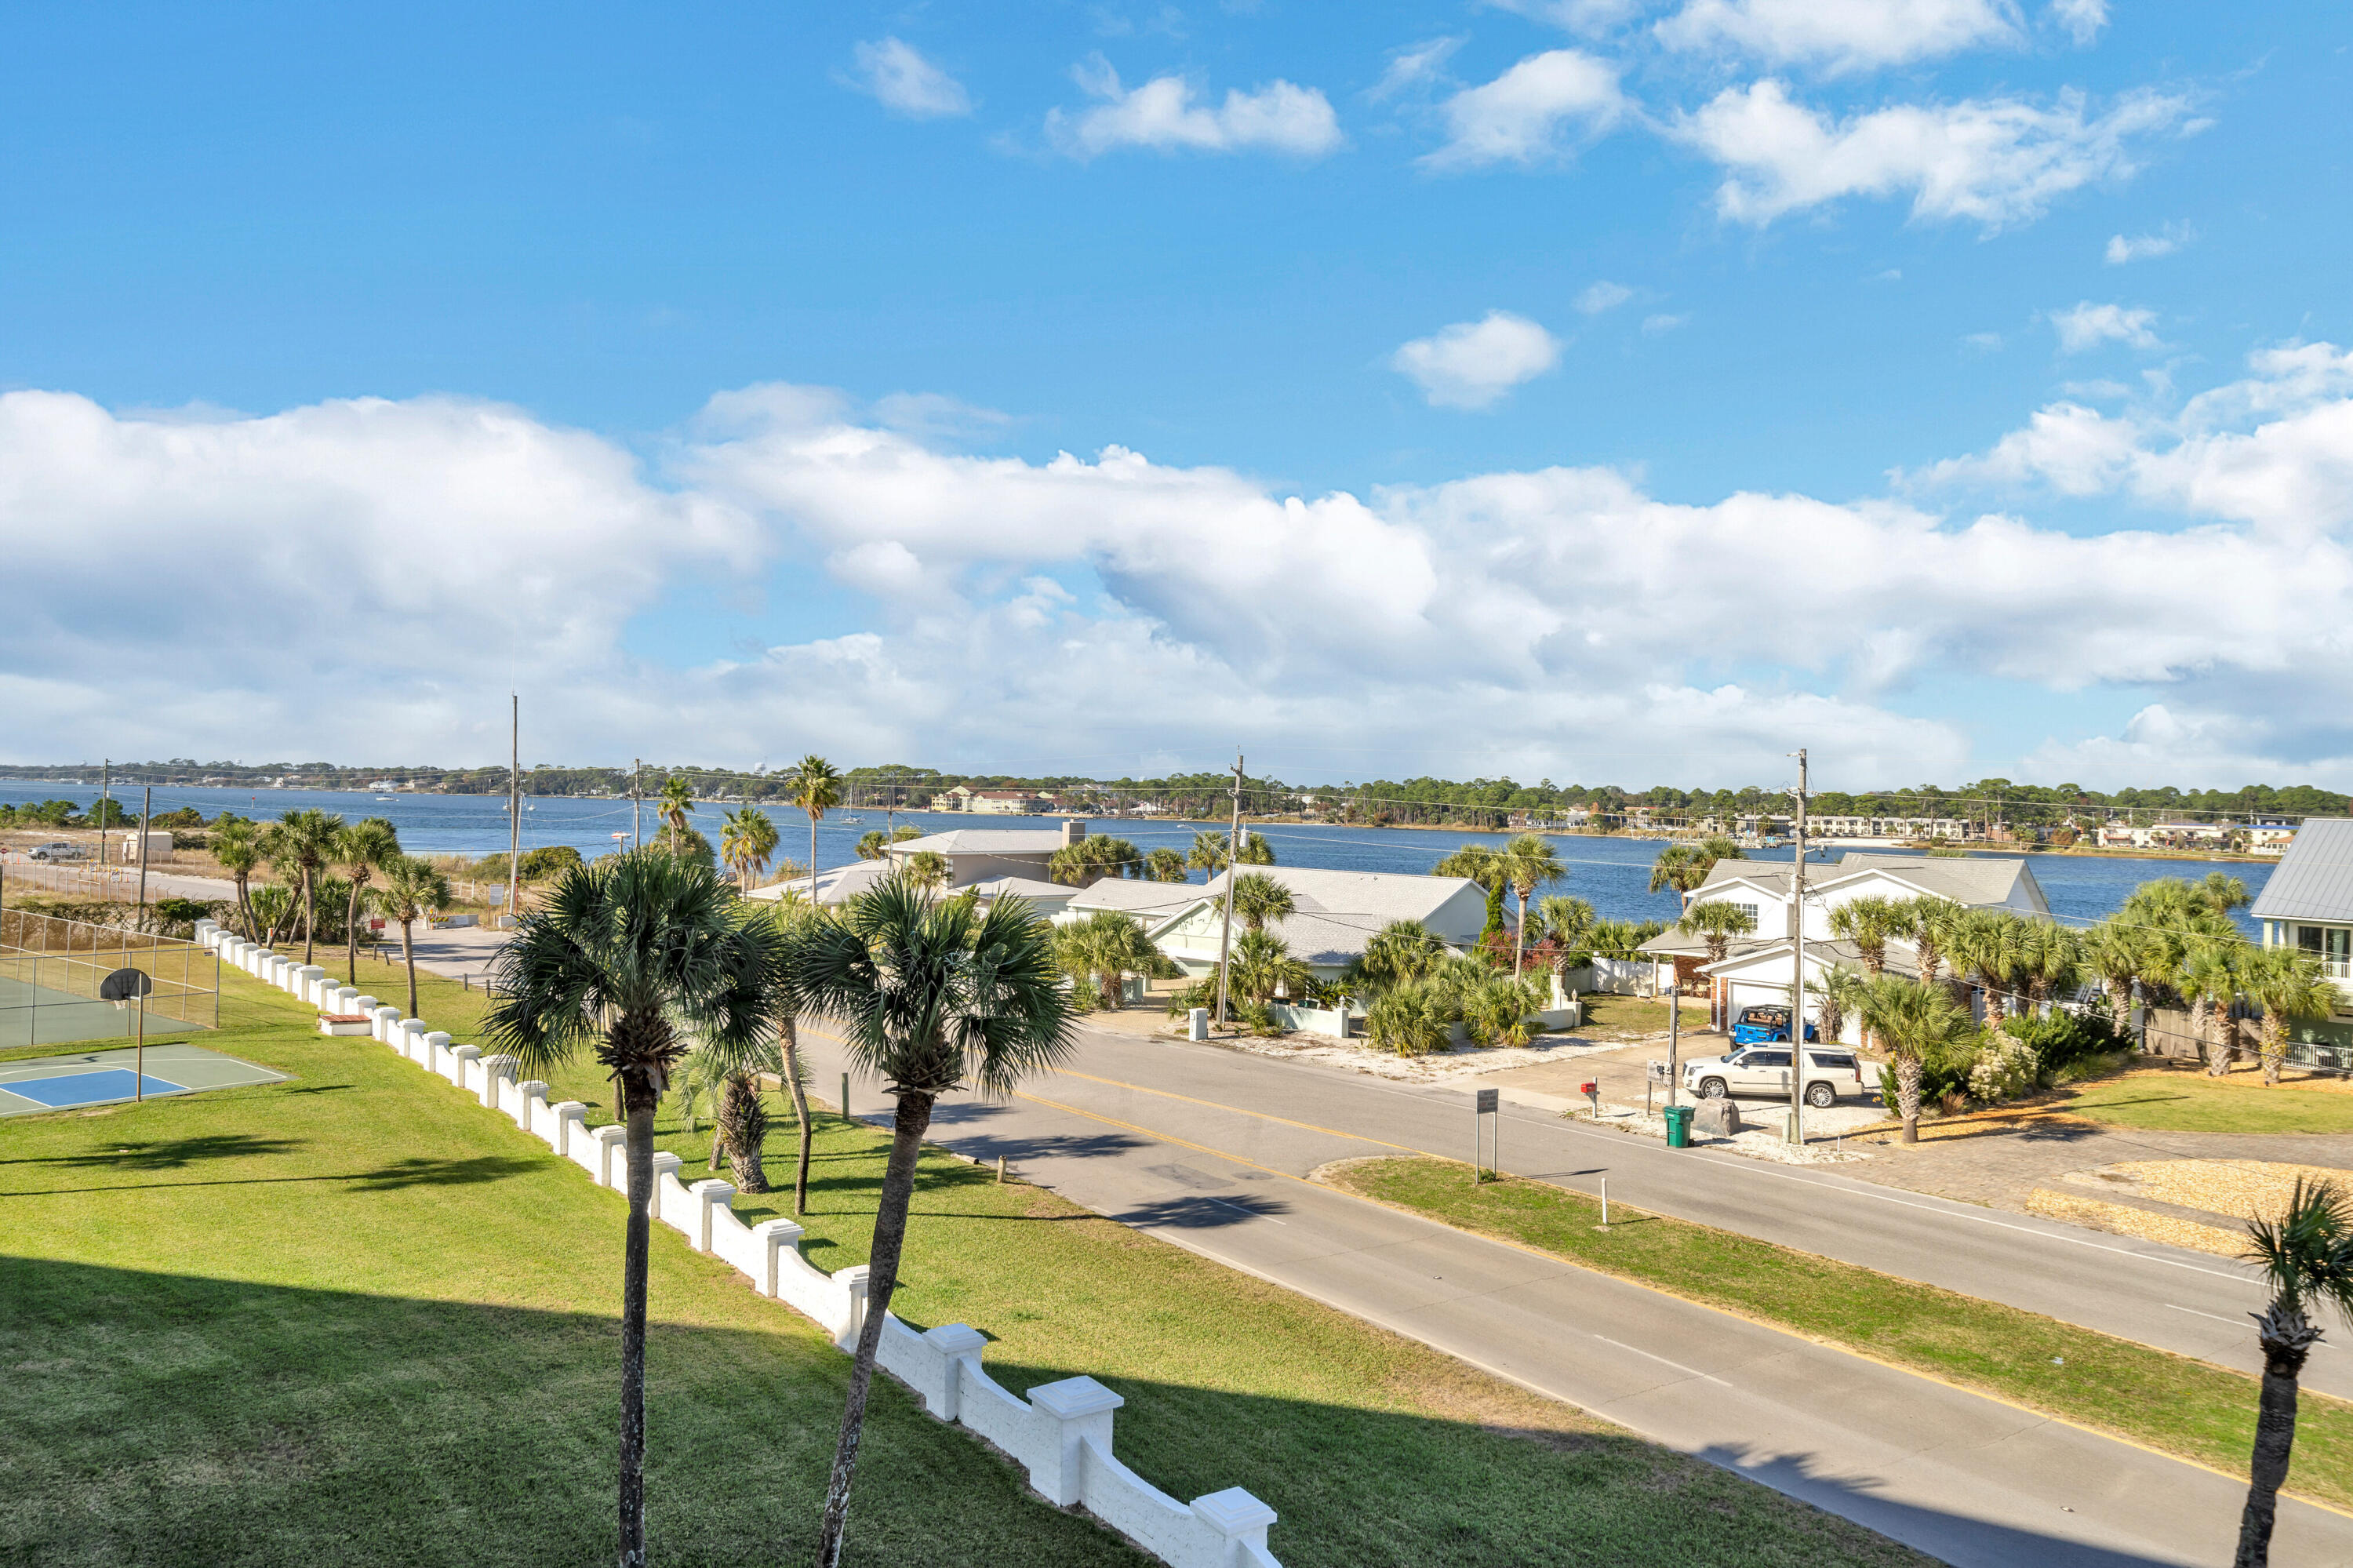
[[0, 1041, 288, 1115]]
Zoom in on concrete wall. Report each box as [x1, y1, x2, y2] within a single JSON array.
[[193, 919, 1282, 1568]]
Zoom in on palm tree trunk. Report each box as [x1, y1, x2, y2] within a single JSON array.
[[2237, 1337, 2312, 1567], [816, 1090, 936, 1568], [302, 868, 317, 965], [2262, 1013, 2286, 1087], [401, 920, 419, 1019], [809, 817, 819, 904], [781, 1015, 814, 1217], [346, 882, 364, 985], [1897, 1054, 1922, 1144], [1511, 888, 1527, 977], [618, 1093, 656, 1568]]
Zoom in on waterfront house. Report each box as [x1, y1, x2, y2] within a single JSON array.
[[2252, 820, 2353, 1066]]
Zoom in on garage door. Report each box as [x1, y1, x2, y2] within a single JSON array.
[[1726, 980, 1791, 1019]]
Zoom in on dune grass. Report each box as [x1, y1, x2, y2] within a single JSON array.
[[0, 962, 1929, 1567]]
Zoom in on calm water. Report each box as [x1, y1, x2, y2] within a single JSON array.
[[0, 781, 2269, 933]]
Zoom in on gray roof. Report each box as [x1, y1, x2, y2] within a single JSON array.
[[1688, 852, 2043, 912], [1196, 865, 1482, 929], [1699, 937, 1920, 980], [1065, 879, 1203, 917], [2251, 819, 2353, 922], [745, 860, 891, 906], [893, 829, 1064, 855], [965, 875, 1072, 903]]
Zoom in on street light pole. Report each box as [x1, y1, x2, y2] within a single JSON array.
[[1787, 748, 1809, 1147], [1213, 751, 1245, 1026]]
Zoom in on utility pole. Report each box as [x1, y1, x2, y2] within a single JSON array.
[[1787, 748, 1808, 1148], [507, 693, 521, 918], [1213, 751, 1245, 1026], [632, 759, 642, 849], [100, 757, 111, 849], [136, 785, 152, 919]]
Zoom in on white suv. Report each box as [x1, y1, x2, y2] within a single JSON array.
[[1683, 1046, 1867, 1109], [27, 842, 83, 860]]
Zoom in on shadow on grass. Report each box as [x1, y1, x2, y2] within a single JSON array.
[[3, 1152, 544, 1198], [2, 1133, 308, 1170], [0, 1255, 2151, 1568]]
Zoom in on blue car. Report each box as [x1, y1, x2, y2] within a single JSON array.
[[1729, 1005, 1818, 1047]]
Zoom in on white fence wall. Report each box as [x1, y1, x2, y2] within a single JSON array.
[[195, 920, 1282, 1568]]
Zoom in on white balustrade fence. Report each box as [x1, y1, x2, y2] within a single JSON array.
[[193, 919, 1282, 1568]]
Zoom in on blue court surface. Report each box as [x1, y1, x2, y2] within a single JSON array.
[[0, 1042, 289, 1116]]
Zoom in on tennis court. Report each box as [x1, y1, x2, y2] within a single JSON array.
[[0, 1041, 288, 1115]]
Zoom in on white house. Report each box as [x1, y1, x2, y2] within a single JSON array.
[[1071, 865, 1487, 982], [882, 821, 1090, 887], [2252, 820, 2353, 1068]]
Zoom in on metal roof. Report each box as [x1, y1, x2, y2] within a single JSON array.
[[2251, 819, 2353, 922]]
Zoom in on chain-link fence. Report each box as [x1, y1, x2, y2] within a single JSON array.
[[0, 908, 219, 1049]]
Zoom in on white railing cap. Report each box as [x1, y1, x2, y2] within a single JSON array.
[[923, 1322, 987, 1356], [1028, 1375, 1124, 1420], [1191, 1488, 1278, 1535]]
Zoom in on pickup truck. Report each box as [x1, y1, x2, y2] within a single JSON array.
[[1682, 1044, 1867, 1108]]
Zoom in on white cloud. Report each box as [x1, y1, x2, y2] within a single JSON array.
[[1642, 312, 1690, 334], [1962, 330, 2005, 351], [2105, 222, 2192, 264], [1486, 0, 1649, 32], [2048, 0, 2108, 46], [1575, 280, 1635, 314], [1370, 37, 1463, 100], [2049, 300, 2161, 353], [846, 38, 973, 119], [1422, 49, 1626, 169], [1655, 0, 2022, 74], [14, 342, 2353, 787], [1046, 57, 1344, 158], [1391, 312, 1564, 408], [1680, 80, 2192, 229]]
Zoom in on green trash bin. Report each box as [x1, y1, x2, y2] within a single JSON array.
[[1663, 1104, 1693, 1149]]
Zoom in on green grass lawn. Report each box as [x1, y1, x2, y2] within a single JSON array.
[[1569, 990, 1685, 1040], [0, 963, 1929, 1568], [1326, 1155, 2353, 1510], [2049, 1068, 2353, 1133]]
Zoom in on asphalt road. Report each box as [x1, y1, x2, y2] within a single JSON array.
[[798, 1021, 2353, 1568]]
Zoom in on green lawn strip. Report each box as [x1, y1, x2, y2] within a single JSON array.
[[2051, 1070, 2353, 1134], [1325, 1155, 2353, 1508], [2, 961, 1942, 1566]]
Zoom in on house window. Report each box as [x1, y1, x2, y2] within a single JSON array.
[[2297, 926, 2353, 980], [1732, 901, 1760, 928]]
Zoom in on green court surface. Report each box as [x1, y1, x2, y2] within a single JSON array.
[[0, 973, 214, 1050], [0, 1042, 287, 1116]]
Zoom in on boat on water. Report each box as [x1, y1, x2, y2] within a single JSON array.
[[839, 815, 864, 824]]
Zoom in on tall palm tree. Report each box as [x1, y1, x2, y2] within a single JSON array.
[[904, 849, 949, 893], [2084, 919, 2148, 1036], [1231, 871, 1294, 932], [1500, 833, 1565, 977], [212, 817, 264, 940], [2236, 1180, 2353, 1567], [2180, 942, 2244, 1076], [486, 853, 780, 1568], [1187, 828, 1273, 872], [1229, 927, 1310, 1005], [1828, 894, 1906, 977], [720, 806, 780, 891], [785, 755, 842, 904], [2015, 919, 2084, 1010], [855, 825, 919, 861], [1048, 835, 1144, 886], [751, 893, 824, 1216], [373, 854, 452, 1020], [1056, 910, 1166, 1008], [1144, 846, 1188, 882], [2198, 871, 2253, 918], [2242, 947, 2333, 1086], [1675, 899, 1758, 968], [654, 776, 695, 856], [1854, 973, 1973, 1143], [1344, 919, 1443, 993], [333, 817, 402, 984], [1949, 909, 2027, 1028], [785, 873, 1074, 1568], [272, 807, 344, 964], [1646, 835, 1740, 909], [1898, 896, 1965, 985], [1434, 843, 1504, 894]]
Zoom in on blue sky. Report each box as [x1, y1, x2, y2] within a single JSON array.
[[5, 2, 2351, 788]]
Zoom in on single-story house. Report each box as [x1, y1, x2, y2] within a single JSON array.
[[744, 860, 1075, 917], [2252, 820, 2353, 1068], [1086, 865, 1487, 983], [885, 820, 1091, 888]]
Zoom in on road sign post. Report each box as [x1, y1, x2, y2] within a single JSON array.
[[1474, 1086, 1499, 1183]]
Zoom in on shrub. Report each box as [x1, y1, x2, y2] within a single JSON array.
[[2001, 1008, 2122, 1077], [1239, 999, 1280, 1035], [1460, 974, 1547, 1047], [1366, 980, 1453, 1057], [1968, 1030, 2040, 1104], [1165, 978, 1218, 1019]]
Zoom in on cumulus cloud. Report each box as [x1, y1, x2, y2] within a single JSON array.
[[2049, 300, 2162, 353], [2105, 222, 2192, 264], [13, 341, 2353, 786], [1422, 49, 1626, 169], [2048, 0, 2108, 45], [1370, 37, 1464, 100], [1046, 56, 1343, 158], [1575, 280, 1635, 314], [1680, 80, 2192, 229], [845, 38, 973, 119], [1656, 0, 2022, 74], [1391, 312, 1563, 408]]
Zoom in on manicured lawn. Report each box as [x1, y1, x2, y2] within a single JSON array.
[[1326, 1156, 2353, 1510], [1570, 990, 1683, 1040], [0, 965, 1933, 1567], [2050, 1068, 2353, 1134]]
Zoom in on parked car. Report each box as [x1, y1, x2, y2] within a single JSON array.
[[1683, 1045, 1867, 1108], [27, 842, 84, 861], [1729, 1003, 1818, 1046]]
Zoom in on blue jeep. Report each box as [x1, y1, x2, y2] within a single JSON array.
[[1729, 1004, 1818, 1047]]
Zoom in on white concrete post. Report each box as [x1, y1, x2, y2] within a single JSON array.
[[591, 1124, 628, 1188], [478, 1053, 517, 1110], [553, 1101, 587, 1159], [448, 1043, 479, 1090], [516, 1079, 549, 1135], [371, 1005, 402, 1044], [296, 966, 326, 1005], [402, 1019, 430, 1062], [834, 1264, 871, 1352], [332, 985, 359, 1015], [1191, 1489, 1280, 1566], [753, 1217, 805, 1297], [688, 1178, 736, 1252], [351, 995, 378, 1021], [1026, 1377, 1124, 1506], [421, 1029, 450, 1067], [195, 919, 217, 945], [919, 1324, 988, 1421], [267, 955, 291, 988]]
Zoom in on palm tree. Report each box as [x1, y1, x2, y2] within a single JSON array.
[[1646, 835, 1740, 909], [1187, 828, 1273, 872], [720, 806, 780, 891], [486, 852, 780, 1568], [2015, 920, 2084, 1010], [1949, 909, 2028, 1028], [2199, 871, 2253, 917], [855, 825, 919, 861], [2242, 947, 2333, 1086], [1537, 895, 1596, 950], [333, 817, 402, 984], [1898, 896, 1965, 985], [2084, 919, 2148, 1036], [212, 817, 264, 940], [1828, 894, 1905, 977], [785, 873, 1074, 1568], [1500, 833, 1565, 977], [654, 776, 695, 856], [374, 855, 452, 1019], [1853, 973, 1974, 1143], [270, 808, 344, 964], [1675, 899, 1758, 968], [1345, 919, 1443, 993], [2236, 1180, 2353, 1567], [1433, 843, 1504, 891], [1231, 871, 1294, 933], [1144, 846, 1188, 882], [1229, 927, 1310, 1005], [1048, 835, 1144, 886], [1366, 978, 1450, 1056], [2180, 942, 2244, 1076], [785, 755, 843, 904], [751, 894, 824, 1215], [1057, 910, 1167, 1008], [904, 849, 949, 893]]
